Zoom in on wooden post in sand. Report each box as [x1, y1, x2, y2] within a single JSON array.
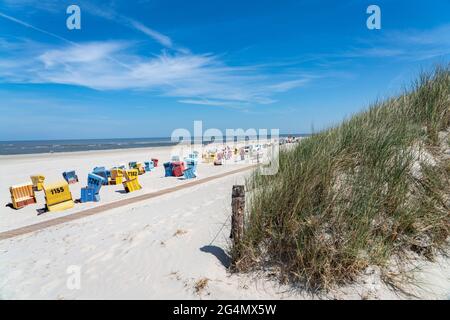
[[230, 185, 245, 246]]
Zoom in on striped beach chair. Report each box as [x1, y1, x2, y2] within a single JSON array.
[[9, 183, 37, 209]]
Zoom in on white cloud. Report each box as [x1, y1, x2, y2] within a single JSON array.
[[128, 20, 173, 48], [0, 40, 311, 105], [342, 24, 450, 61], [1, 0, 61, 13], [177, 99, 244, 107], [267, 79, 311, 92], [0, 12, 73, 45], [0, 10, 313, 105], [1, 2, 176, 50], [39, 42, 126, 67], [79, 2, 176, 49]]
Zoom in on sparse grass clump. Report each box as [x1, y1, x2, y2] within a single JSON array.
[[233, 66, 450, 290], [194, 278, 209, 294]]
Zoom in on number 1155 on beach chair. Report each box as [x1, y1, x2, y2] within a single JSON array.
[[43, 181, 75, 212]]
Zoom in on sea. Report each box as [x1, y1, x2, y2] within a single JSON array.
[[0, 134, 308, 156]]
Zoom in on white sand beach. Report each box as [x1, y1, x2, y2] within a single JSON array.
[[0, 145, 253, 232], [0, 146, 449, 300]]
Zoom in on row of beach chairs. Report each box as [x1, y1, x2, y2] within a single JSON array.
[[8, 145, 264, 212], [8, 157, 160, 212], [164, 153, 199, 179]]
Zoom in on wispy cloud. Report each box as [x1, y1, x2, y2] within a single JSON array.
[[342, 24, 450, 61], [0, 10, 314, 105], [79, 2, 177, 49], [0, 39, 311, 105], [177, 99, 245, 107], [1, 0, 176, 50], [267, 79, 311, 93], [0, 0, 61, 13], [0, 12, 74, 45], [128, 19, 173, 48]]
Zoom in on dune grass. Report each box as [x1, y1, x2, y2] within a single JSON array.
[[232, 66, 450, 290]]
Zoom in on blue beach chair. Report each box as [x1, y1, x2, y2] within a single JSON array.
[[183, 167, 197, 179], [62, 170, 79, 184], [80, 187, 100, 202], [185, 158, 198, 175], [87, 173, 106, 194], [92, 167, 109, 185], [144, 161, 154, 172], [164, 162, 173, 177], [80, 173, 105, 203]]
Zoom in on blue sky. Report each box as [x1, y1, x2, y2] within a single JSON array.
[[0, 0, 449, 140]]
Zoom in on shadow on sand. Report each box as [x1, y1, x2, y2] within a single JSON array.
[[200, 245, 231, 268]]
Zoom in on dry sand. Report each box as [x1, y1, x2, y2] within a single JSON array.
[[0, 145, 252, 232], [0, 146, 449, 299]]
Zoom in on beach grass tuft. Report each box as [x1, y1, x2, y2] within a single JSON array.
[[232, 66, 450, 290]]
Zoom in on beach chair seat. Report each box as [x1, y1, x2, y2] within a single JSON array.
[[204, 152, 216, 163], [109, 168, 124, 185], [183, 167, 197, 179], [185, 158, 198, 175], [172, 161, 185, 177], [10, 183, 37, 209], [108, 177, 123, 185], [151, 158, 159, 167], [124, 169, 139, 181], [123, 179, 142, 193], [62, 170, 79, 184], [164, 162, 174, 177], [43, 181, 74, 212], [144, 161, 154, 172], [80, 187, 100, 203], [30, 174, 45, 191], [80, 173, 105, 203], [136, 162, 145, 175]]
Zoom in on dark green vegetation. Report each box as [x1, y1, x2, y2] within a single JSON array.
[[232, 67, 450, 290]]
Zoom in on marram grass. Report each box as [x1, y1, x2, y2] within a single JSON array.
[[232, 66, 450, 290]]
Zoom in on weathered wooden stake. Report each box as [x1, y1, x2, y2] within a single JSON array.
[[230, 185, 245, 245]]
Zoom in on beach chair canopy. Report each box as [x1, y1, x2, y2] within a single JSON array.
[[30, 174, 45, 191]]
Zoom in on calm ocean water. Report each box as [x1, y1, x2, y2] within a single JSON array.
[[0, 134, 307, 156]]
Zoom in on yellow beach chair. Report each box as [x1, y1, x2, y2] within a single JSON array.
[[30, 174, 45, 191], [135, 162, 146, 175], [10, 183, 37, 209], [109, 168, 124, 185], [43, 180, 74, 212], [123, 169, 141, 193]]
